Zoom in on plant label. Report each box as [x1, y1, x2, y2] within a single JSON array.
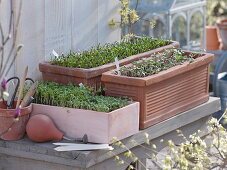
[[79, 83, 84, 87], [53, 143, 114, 151], [52, 50, 59, 59], [115, 57, 120, 75]]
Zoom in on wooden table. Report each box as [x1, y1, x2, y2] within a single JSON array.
[[0, 97, 220, 170]]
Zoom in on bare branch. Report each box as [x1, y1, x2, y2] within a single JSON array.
[[3, 44, 23, 77], [0, 22, 4, 72], [0, 0, 23, 81]]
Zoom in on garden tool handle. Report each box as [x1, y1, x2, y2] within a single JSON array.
[[6, 76, 20, 109], [16, 66, 28, 108], [20, 81, 38, 108]]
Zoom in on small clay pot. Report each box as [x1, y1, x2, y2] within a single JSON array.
[[206, 26, 220, 50], [217, 19, 227, 50], [0, 101, 32, 140]]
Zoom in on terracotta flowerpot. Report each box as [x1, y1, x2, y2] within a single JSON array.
[[101, 51, 214, 129], [217, 19, 227, 50], [39, 41, 179, 89], [206, 26, 220, 50], [0, 101, 32, 140], [31, 102, 139, 144]]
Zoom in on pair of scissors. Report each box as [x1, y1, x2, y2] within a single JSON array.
[[4, 76, 34, 109]]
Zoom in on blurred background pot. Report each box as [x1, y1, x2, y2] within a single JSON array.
[[217, 19, 227, 50], [206, 26, 220, 50], [0, 101, 32, 140]]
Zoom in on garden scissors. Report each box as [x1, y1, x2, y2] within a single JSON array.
[[4, 76, 34, 109]]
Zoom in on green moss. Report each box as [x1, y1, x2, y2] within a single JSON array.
[[50, 37, 170, 69], [34, 82, 129, 112], [119, 49, 198, 77]]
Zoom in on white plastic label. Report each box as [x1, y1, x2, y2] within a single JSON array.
[[52, 49, 59, 58], [79, 83, 84, 87], [115, 57, 120, 75], [53, 143, 114, 151]]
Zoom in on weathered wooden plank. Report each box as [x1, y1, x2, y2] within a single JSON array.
[[71, 0, 98, 51], [0, 0, 15, 79], [0, 146, 86, 168], [44, 0, 72, 59], [2, 0, 121, 80], [97, 0, 121, 44], [14, 0, 45, 80]]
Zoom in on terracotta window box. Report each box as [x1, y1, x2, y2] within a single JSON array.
[[39, 41, 179, 89], [101, 51, 214, 129], [31, 102, 139, 144]]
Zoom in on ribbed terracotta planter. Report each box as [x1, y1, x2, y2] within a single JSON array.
[[31, 102, 139, 144], [101, 51, 214, 129], [39, 41, 179, 89], [217, 19, 227, 50], [0, 101, 32, 140], [206, 26, 220, 50]]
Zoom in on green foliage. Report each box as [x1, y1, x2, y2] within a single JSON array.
[[50, 37, 170, 69], [34, 82, 129, 112], [119, 49, 197, 77], [159, 117, 227, 170], [110, 115, 227, 170], [207, 0, 227, 26]]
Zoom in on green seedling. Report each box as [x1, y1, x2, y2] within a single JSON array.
[[34, 82, 129, 112], [50, 37, 170, 69], [119, 49, 197, 77]]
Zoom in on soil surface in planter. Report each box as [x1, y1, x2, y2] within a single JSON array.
[[102, 50, 214, 129], [39, 38, 179, 89]]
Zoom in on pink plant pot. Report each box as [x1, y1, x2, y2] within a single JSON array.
[[31, 102, 139, 144]]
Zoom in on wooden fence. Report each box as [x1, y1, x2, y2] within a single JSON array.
[[0, 0, 120, 80]]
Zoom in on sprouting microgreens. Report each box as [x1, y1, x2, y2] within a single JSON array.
[[34, 82, 129, 112], [118, 49, 198, 77], [50, 37, 170, 69]]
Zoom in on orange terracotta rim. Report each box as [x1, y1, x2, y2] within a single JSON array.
[[0, 101, 32, 117], [39, 41, 180, 79], [217, 19, 227, 25], [206, 26, 218, 29]]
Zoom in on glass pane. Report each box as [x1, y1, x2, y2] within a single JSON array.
[[190, 11, 203, 47], [130, 0, 175, 11], [153, 18, 166, 38], [129, 19, 150, 36], [172, 16, 187, 47], [175, 0, 204, 7], [129, 16, 166, 38]]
